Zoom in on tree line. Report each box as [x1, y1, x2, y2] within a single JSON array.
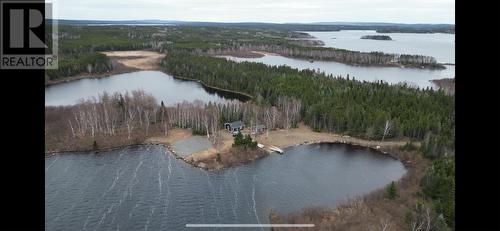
[[162, 51, 454, 154], [420, 156, 455, 230], [45, 53, 113, 80]]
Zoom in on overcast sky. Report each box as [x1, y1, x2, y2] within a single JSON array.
[[56, 0, 455, 24]]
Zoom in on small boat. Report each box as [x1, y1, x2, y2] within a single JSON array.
[[309, 60, 314, 63], [269, 146, 284, 154], [257, 143, 264, 148]]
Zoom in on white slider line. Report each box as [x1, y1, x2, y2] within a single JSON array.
[[186, 224, 315, 228]]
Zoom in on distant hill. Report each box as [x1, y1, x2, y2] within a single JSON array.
[[49, 19, 454, 33], [48, 19, 179, 25]]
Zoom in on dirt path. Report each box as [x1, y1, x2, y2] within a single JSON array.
[[254, 123, 416, 151]]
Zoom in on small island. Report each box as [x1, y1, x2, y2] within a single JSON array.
[[361, 35, 393, 40]]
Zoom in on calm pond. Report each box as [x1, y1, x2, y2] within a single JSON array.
[[305, 30, 455, 64], [223, 54, 454, 89], [45, 71, 249, 106], [45, 143, 406, 230]]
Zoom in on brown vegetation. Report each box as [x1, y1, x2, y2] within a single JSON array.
[[189, 147, 268, 170], [431, 78, 455, 95], [45, 91, 163, 154]]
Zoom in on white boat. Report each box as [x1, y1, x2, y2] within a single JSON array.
[[269, 146, 284, 154], [257, 143, 264, 148]]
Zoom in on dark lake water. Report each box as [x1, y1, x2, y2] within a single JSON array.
[[45, 143, 406, 230], [45, 71, 249, 106]]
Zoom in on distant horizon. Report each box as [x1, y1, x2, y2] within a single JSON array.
[[51, 18, 455, 25]]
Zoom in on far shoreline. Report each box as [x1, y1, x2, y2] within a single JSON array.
[[45, 49, 450, 92]]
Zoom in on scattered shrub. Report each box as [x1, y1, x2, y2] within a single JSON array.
[[92, 140, 98, 150], [233, 131, 257, 149]]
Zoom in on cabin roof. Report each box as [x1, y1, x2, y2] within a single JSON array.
[[252, 124, 266, 129], [226, 120, 243, 128]]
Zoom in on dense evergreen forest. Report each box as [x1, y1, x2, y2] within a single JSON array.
[[46, 52, 113, 79], [421, 156, 455, 229], [162, 51, 454, 156]]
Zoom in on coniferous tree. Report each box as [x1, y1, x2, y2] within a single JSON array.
[[387, 181, 397, 200]]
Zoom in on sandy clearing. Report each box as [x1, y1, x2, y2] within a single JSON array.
[[100, 50, 165, 70], [100, 50, 160, 58], [146, 128, 192, 145], [251, 50, 281, 56], [253, 123, 416, 152]]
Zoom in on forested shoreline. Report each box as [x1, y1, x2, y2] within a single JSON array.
[[45, 25, 446, 83], [162, 51, 454, 157], [202, 44, 444, 69]]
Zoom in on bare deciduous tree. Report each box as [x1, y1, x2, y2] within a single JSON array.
[[379, 218, 392, 231], [382, 120, 393, 141]]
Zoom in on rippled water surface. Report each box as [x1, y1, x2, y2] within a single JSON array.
[[45, 143, 405, 230]]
